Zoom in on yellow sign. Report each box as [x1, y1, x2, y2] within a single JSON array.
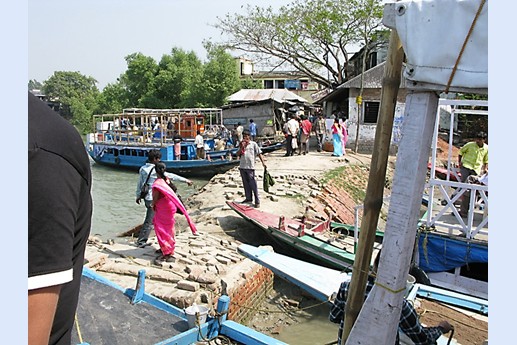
[[356, 95, 362, 105]]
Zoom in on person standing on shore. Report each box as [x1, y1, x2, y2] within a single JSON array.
[[238, 129, 267, 208], [236, 122, 244, 146], [135, 149, 193, 248], [284, 113, 300, 156], [313, 114, 326, 152], [28, 92, 93, 345], [249, 119, 257, 141], [300, 115, 312, 155], [331, 118, 344, 157], [152, 162, 198, 264]]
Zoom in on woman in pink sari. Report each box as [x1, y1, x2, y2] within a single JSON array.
[[152, 162, 198, 264]]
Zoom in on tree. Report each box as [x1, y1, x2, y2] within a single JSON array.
[[43, 71, 99, 133], [120, 53, 159, 107], [152, 48, 204, 108], [28, 79, 43, 91], [95, 81, 130, 114], [213, 0, 384, 88], [197, 42, 242, 107]]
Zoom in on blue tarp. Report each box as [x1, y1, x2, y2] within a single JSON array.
[[417, 232, 488, 273]]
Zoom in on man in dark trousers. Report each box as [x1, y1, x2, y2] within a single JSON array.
[[28, 92, 93, 344]]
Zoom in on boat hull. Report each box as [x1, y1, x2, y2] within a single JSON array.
[[226, 201, 383, 272], [87, 142, 239, 176]]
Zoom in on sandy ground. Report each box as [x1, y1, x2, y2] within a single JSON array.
[[175, 146, 487, 345]]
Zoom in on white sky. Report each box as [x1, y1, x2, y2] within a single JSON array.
[[28, 0, 293, 90]]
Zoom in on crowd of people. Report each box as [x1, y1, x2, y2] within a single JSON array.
[[282, 111, 349, 157]]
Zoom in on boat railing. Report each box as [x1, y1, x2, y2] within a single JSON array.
[[424, 179, 488, 239], [352, 196, 390, 253]]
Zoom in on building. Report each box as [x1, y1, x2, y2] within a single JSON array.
[[235, 57, 325, 104], [222, 89, 311, 139]]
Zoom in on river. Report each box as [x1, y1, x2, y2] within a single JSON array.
[[89, 159, 209, 240], [89, 159, 340, 345]]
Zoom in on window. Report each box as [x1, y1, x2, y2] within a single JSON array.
[[364, 101, 380, 124], [264, 80, 274, 89], [275, 80, 285, 89]]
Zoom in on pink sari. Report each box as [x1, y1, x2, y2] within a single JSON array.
[[152, 178, 197, 255]]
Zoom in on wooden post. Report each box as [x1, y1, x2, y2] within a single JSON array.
[[345, 90, 439, 345], [341, 29, 404, 344]]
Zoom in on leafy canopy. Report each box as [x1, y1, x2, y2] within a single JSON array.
[[213, 0, 384, 87]]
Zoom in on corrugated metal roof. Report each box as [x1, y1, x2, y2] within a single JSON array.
[[226, 89, 309, 103]]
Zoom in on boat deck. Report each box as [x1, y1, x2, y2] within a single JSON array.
[[72, 274, 188, 344]]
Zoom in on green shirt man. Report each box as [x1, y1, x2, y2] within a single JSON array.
[[458, 131, 488, 181]]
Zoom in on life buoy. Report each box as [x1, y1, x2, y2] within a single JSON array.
[[115, 157, 121, 165]]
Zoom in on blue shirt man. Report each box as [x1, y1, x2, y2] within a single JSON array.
[[249, 119, 257, 141]]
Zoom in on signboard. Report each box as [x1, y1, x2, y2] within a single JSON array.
[[284, 79, 301, 89]]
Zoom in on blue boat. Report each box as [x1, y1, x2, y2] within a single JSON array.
[[74, 266, 287, 345], [86, 109, 284, 176], [86, 109, 240, 176]]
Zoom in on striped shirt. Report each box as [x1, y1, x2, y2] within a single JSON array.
[[329, 277, 444, 344]]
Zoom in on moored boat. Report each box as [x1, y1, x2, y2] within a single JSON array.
[[226, 201, 384, 271], [74, 266, 287, 345], [86, 108, 240, 176]]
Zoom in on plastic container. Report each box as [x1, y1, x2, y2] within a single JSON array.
[[185, 305, 209, 328], [405, 274, 416, 296]]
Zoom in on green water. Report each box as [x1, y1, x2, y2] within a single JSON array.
[[89, 159, 209, 240]]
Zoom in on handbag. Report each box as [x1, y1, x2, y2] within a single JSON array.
[[167, 179, 185, 215], [139, 167, 154, 199]]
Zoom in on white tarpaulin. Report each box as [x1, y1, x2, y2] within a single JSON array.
[[384, 0, 487, 89]]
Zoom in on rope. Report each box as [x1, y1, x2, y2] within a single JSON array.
[[74, 313, 84, 344], [374, 281, 406, 294], [444, 0, 487, 93]]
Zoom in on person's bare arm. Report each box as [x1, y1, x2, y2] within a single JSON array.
[[28, 285, 61, 345], [259, 153, 267, 169]]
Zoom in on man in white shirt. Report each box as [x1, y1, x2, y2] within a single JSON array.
[[285, 114, 300, 156], [195, 130, 205, 159]]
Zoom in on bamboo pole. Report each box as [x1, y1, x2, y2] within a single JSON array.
[[341, 29, 404, 344]]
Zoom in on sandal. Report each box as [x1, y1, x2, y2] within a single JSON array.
[[154, 255, 175, 265]]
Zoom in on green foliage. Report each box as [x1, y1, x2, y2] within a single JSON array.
[[321, 165, 369, 203], [121, 53, 159, 107], [42, 71, 100, 133], [199, 42, 242, 107], [240, 77, 263, 89], [153, 48, 204, 108], [213, 0, 384, 86], [28, 79, 43, 90], [94, 82, 130, 114]]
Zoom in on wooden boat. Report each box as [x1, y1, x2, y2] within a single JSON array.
[[227, 199, 488, 301], [226, 201, 384, 272], [74, 266, 287, 345], [86, 109, 240, 176], [237, 243, 487, 345]]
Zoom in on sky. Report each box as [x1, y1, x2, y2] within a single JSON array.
[[28, 0, 293, 90]]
